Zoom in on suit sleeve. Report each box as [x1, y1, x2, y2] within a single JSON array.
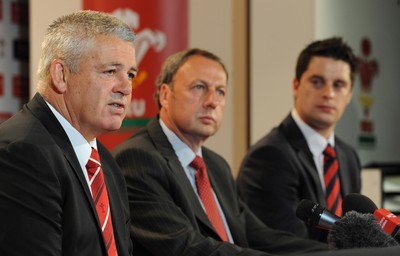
[[237, 143, 310, 238], [0, 142, 63, 255]]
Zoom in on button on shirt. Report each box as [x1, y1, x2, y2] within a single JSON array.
[[159, 119, 234, 243], [291, 109, 335, 192]]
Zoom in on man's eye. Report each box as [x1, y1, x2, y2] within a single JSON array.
[[194, 84, 205, 90], [217, 89, 226, 96], [128, 72, 136, 80], [311, 79, 323, 86], [334, 82, 345, 89], [105, 70, 115, 75]]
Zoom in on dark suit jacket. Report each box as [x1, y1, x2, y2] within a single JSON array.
[[237, 114, 361, 242], [0, 93, 132, 256], [112, 116, 327, 256]]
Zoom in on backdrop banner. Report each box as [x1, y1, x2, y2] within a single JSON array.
[[83, 0, 188, 149], [0, 0, 29, 124]]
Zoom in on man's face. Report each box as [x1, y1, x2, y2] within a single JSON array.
[[160, 55, 227, 146], [65, 35, 137, 140], [293, 56, 353, 136]]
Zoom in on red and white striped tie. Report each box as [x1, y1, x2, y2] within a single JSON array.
[[86, 148, 118, 256]]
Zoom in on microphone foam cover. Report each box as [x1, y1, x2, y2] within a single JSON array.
[[328, 211, 399, 249], [342, 193, 378, 214]]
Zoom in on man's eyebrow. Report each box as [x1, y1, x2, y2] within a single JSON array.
[[333, 78, 347, 84], [308, 74, 324, 80], [130, 66, 139, 73], [102, 62, 139, 73]]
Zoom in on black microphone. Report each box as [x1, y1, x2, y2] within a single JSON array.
[[342, 193, 400, 243], [342, 193, 378, 214], [327, 210, 399, 249], [296, 199, 339, 230]]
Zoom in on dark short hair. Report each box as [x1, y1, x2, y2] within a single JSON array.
[[295, 37, 356, 85], [154, 48, 228, 109]]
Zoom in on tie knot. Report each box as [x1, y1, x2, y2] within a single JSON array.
[[86, 147, 101, 169], [190, 155, 205, 171], [324, 144, 336, 158]]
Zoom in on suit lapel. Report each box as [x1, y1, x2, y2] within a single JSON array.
[[335, 141, 350, 196], [296, 150, 326, 206], [99, 147, 127, 252], [202, 151, 250, 245], [146, 118, 218, 235], [205, 159, 245, 243], [28, 93, 105, 233], [281, 114, 326, 205], [63, 144, 94, 204], [169, 156, 216, 233]]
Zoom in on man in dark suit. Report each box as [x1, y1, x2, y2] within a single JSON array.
[[237, 37, 361, 242], [113, 48, 328, 255], [0, 11, 137, 255]]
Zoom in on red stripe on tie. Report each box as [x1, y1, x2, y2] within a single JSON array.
[[86, 148, 118, 256], [323, 144, 342, 217]]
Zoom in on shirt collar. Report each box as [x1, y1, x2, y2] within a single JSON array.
[[159, 118, 202, 167], [45, 100, 96, 167], [291, 109, 335, 156]]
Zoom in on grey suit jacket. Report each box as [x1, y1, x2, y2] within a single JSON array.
[[112, 116, 327, 256], [237, 114, 361, 242], [0, 93, 132, 255]]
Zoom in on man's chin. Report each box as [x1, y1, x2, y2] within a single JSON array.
[[200, 128, 218, 138], [104, 121, 124, 133]]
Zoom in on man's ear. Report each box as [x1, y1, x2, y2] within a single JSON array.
[[293, 78, 300, 98], [50, 59, 68, 93], [159, 83, 170, 109]]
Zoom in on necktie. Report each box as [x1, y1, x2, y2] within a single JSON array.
[[86, 148, 118, 256], [190, 155, 229, 241], [323, 144, 342, 216]]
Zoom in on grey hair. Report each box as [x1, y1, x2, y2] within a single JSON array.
[[37, 10, 135, 86]]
